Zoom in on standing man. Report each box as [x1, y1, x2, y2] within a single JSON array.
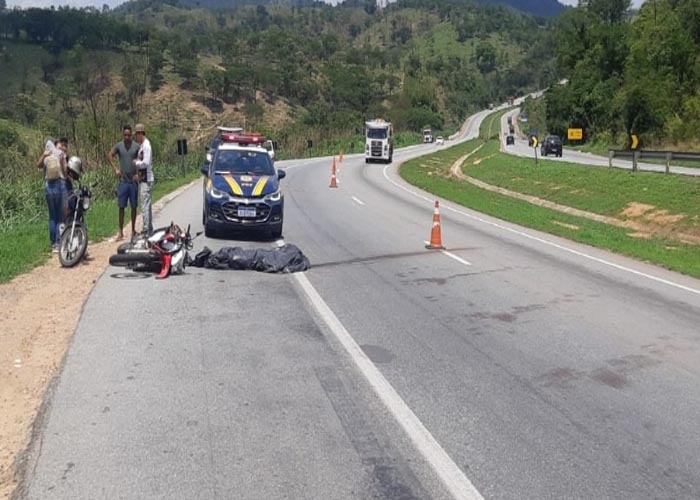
[[36, 137, 68, 252], [133, 123, 154, 236], [108, 125, 139, 241]]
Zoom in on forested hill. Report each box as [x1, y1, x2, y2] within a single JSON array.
[[0, 0, 558, 167]]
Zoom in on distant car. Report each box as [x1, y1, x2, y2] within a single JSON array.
[[541, 135, 563, 157], [435, 136, 444, 145], [506, 134, 515, 146]]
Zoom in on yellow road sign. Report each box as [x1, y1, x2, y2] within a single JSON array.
[[532, 136, 538, 148], [568, 128, 583, 141], [630, 134, 639, 149]]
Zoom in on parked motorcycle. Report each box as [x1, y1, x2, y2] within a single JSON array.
[[108, 222, 196, 279], [58, 156, 92, 268]]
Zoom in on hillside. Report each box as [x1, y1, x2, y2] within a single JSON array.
[[0, 0, 556, 169]]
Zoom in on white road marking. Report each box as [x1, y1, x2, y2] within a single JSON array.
[[383, 165, 700, 297], [351, 196, 365, 206], [293, 272, 484, 500], [423, 242, 472, 266]]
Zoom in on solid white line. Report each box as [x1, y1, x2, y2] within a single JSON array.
[[423, 242, 472, 266], [293, 272, 484, 500], [383, 165, 700, 297], [351, 196, 365, 206]]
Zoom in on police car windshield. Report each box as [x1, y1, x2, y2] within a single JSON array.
[[367, 129, 388, 139], [213, 150, 275, 175]]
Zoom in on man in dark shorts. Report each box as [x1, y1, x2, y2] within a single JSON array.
[[108, 125, 140, 240]]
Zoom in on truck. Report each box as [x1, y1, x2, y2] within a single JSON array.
[[365, 119, 394, 164], [422, 128, 433, 143]]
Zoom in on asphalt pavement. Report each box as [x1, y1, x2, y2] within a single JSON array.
[[18, 110, 700, 500]]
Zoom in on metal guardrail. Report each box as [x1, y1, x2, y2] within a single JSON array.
[[608, 149, 700, 173]]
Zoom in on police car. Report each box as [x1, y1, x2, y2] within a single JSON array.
[[201, 136, 286, 238]]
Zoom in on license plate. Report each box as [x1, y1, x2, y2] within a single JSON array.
[[237, 207, 256, 217]]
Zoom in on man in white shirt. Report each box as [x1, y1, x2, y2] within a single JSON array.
[[133, 123, 154, 236]]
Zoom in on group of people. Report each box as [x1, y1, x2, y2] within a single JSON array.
[[108, 123, 154, 241], [38, 123, 154, 252]]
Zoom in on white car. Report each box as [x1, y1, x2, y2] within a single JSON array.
[[435, 136, 444, 145]]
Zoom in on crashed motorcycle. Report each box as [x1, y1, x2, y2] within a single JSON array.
[[108, 223, 195, 279], [58, 156, 92, 268]]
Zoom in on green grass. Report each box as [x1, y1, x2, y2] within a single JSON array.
[[400, 138, 700, 278], [466, 142, 700, 232], [0, 170, 200, 284]]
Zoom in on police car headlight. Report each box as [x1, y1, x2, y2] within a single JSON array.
[[264, 189, 281, 202], [210, 186, 226, 199], [82, 197, 91, 210]]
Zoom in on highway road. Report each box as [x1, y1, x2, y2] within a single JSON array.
[[19, 110, 700, 500], [501, 109, 700, 176]]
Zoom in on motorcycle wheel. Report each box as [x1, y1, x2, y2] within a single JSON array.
[[58, 224, 88, 268], [109, 252, 162, 273]]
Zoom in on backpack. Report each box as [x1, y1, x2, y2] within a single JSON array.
[[44, 154, 61, 181]]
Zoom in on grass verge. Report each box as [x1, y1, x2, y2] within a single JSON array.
[[0, 171, 201, 284], [400, 137, 700, 278]]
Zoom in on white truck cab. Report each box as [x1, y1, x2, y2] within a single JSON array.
[[365, 119, 394, 164]]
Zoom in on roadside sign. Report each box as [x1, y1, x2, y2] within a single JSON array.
[[568, 128, 583, 141], [630, 134, 639, 149], [531, 136, 538, 148]]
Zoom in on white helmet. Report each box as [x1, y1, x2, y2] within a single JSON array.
[[67, 156, 82, 179]]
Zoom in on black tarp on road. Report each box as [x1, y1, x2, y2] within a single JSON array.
[[188, 244, 310, 273]]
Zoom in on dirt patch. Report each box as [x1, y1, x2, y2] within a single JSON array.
[[646, 210, 685, 225], [0, 237, 123, 500], [621, 202, 656, 218], [619, 203, 688, 237]]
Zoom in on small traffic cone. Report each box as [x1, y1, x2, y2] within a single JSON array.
[[425, 200, 445, 249], [329, 157, 338, 188], [339, 150, 344, 163]]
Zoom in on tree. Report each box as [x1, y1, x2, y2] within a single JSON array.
[[203, 68, 225, 102], [474, 41, 497, 74]]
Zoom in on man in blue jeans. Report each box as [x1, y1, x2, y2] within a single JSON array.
[[108, 125, 140, 241]]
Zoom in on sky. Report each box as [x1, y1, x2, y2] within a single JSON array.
[[6, 0, 646, 11]]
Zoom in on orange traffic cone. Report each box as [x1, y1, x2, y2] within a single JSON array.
[[329, 157, 338, 188], [339, 150, 344, 163], [425, 200, 445, 249]]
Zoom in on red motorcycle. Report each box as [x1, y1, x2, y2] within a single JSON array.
[[108, 223, 195, 279]]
